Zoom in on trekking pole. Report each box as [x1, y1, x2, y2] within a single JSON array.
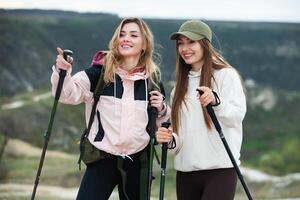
[[159, 122, 171, 200], [31, 50, 73, 200], [197, 89, 253, 200], [147, 105, 158, 200]]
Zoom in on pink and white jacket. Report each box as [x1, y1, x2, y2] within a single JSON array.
[[51, 51, 170, 157]]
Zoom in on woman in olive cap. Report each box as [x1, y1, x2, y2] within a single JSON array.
[[156, 20, 246, 199]]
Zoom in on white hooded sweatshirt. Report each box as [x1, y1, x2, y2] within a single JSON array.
[[170, 67, 246, 172]]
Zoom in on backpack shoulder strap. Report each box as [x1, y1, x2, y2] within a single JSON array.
[[147, 70, 161, 93], [93, 67, 105, 101], [86, 66, 105, 130], [78, 66, 105, 169]]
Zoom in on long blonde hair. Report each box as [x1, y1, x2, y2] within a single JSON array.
[[171, 39, 231, 134], [104, 18, 160, 86]]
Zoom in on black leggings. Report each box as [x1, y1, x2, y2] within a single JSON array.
[[176, 168, 237, 200], [76, 154, 141, 200]]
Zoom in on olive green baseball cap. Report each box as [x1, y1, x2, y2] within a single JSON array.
[[170, 20, 212, 42]]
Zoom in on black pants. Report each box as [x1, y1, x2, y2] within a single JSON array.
[[176, 168, 237, 200], [76, 153, 141, 200]]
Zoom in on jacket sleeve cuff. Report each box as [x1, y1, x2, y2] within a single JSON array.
[[53, 65, 72, 75], [158, 101, 167, 117]]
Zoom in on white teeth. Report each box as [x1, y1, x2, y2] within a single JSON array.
[[184, 54, 193, 58], [121, 44, 132, 48]]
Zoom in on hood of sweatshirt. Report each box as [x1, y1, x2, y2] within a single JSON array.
[[92, 51, 148, 81], [116, 66, 148, 81]]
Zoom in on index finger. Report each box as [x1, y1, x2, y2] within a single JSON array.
[[149, 90, 161, 95], [56, 47, 63, 55]]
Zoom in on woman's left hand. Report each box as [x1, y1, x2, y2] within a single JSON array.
[[197, 86, 216, 107], [156, 126, 173, 144], [149, 90, 165, 112]]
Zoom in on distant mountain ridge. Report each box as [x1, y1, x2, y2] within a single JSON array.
[[0, 9, 300, 97]]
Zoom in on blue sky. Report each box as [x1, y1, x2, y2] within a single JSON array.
[[1, 0, 300, 22]]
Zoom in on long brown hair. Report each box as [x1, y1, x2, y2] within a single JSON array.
[[171, 39, 231, 134], [104, 18, 160, 86]]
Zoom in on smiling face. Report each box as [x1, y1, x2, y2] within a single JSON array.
[[177, 36, 204, 71], [118, 22, 145, 59]]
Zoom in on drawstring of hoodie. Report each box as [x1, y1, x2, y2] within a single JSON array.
[[114, 73, 117, 115], [145, 79, 148, 110], [118, 153, 134, 162]]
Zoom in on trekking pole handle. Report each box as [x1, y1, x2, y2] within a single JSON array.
[[63, 49, 73, 60], [161, 122, 171, 129], [54, 49, 73, 100], [196, 89, 222, 132], [60, 49, 73, 76]]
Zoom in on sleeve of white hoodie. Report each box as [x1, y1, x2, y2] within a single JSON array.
[[50, 66, 92, 105], [168, 88, 183, 155], [212, 67, 247, 128]]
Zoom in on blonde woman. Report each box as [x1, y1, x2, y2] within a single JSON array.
[[52, 18, 169, 200], [156, 20, 246, 200]]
